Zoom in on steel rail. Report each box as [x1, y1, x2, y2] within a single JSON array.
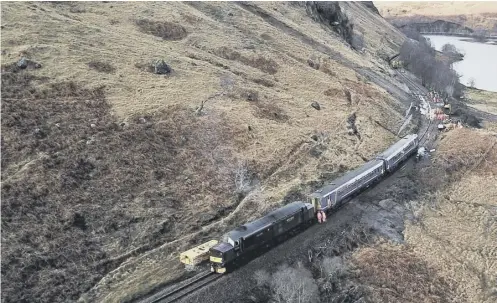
[[146, 271, 220, 303]]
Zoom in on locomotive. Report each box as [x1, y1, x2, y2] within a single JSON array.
[[209, 134, 419, 273]]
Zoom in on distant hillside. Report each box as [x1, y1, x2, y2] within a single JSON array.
[[375, 1, 497, 34]]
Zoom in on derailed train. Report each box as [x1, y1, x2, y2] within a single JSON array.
[[209, 134, 419, 273]]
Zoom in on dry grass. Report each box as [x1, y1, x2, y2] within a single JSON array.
[[405, 194, 497, 302], [376, 2, 497, 17], [350, 127, 497, 303], [1, 69, 247, 302], [465, 87, 497, 116], [406, 128, 497, 303], [376, 2, 497, 32], [433, 128, 497, 176], [483, 121, 497, 132], [88, 60, 116, 74], [352, 243, 461, 302], [1, 2, 413, 302]]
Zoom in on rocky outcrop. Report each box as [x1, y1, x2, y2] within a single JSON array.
[[304, 2, 354, 45], [360, 1, 380, 16], [397, 19, 474, 35]]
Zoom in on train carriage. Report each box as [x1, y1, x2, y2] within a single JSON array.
[[375, 134, 419, 172], [308, 159, 385, 213]]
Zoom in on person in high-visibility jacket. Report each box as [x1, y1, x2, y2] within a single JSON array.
[[317, 211, 322, 223]]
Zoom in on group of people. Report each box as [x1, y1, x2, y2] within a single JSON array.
[[428, 90, 448, 105], [316, 210, 327, 223]]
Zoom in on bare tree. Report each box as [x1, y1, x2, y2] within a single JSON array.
[[473, 28, 488, 42], [468, 78, 476, 88], [441, 43, 458, 54], [399, 36, 460, 97], [269, 263, 320, 303], [321, 256, 348, 283]]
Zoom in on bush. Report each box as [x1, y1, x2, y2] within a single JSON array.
[[135, 19, 187, 40], [240, 89, 259, 102], [255, 263, 320, 303], [214, 47, 278, 75], [321, 256, 348, 282], [441, 43, 458, 54], [252, 78, 274, 88], [473, 29, 488, 42]]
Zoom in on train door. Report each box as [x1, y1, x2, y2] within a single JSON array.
[[311, 197, 321, 211]]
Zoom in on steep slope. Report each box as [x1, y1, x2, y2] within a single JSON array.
[[1, 2, 412, 303]]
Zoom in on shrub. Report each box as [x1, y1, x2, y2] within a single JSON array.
[[88, 60, 116, 73], [214, 47, 278, 75], [135, 19, 187, 40], [252, 78, 274, 88], [258, 264, 319, 303], [441, 43, 458, 54]]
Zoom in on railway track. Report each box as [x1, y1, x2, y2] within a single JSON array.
[[144, 271, 222, 303], [396, 70, 434, 146]]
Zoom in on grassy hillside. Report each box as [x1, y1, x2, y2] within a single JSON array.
[[465, 87, 497, 116], [1, 2, 412, 303], [375, 1, 497, 32]]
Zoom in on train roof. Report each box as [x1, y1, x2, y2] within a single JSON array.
[[225, 201, 306, 241], [211, 242, 233, 253], [309, 159, 383, 199], [375, 134, 418, 160]]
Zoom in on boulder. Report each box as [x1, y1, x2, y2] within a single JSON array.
[[16, 57, 42, 70], [17, 57, 28, 69], [153, 59, 171, 74]]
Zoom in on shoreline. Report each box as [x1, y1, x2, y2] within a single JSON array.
[[422, 35, 497, 93], [422, 32, 497, 46], [419, 32, 497, 40], [463, 87, 497, 118]]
